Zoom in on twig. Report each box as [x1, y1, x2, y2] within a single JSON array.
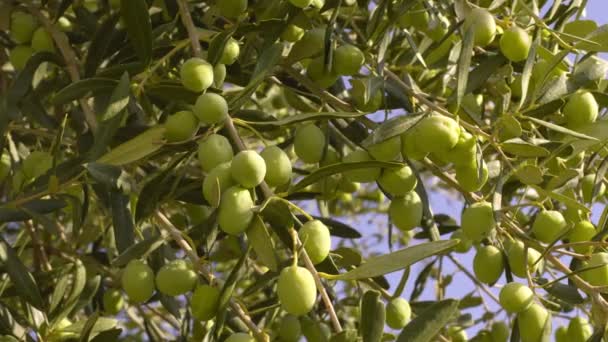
[[448, 255, 500, 305], [176, 0, 203, 57]]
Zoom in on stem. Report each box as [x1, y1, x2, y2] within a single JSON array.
[[448, 255, 500, 305], [176, 0, 203, 57]]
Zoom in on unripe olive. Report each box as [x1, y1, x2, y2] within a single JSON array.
[[281, 25, 305, 42], [279, 315, 302, 342], [193, 93, 228, 125], [217, 0, 248, 18], [289, 28, 325, 62], [569, 220, 596, 254], [426, 14, 450, 41], [435, 131, 477, 167], [555, 326, 568, 342], [368, 136, 401, 161], [218, 186, 254, 235], [386, 297, 411, 329], [388, 191, 423, 231], [582, 173, 606, 203], [350, 80, 383, 112], [310, 0, 324, 9], [230, 150, 266, 188], [473, 245, 504, 284], [225, 333, 254, 342], [103, 289, 124, 315], [378, 165, 417, 196], [333, 44, 365, 76], [338, 177, 360, 193], [155, 259, 197, 296], [517, 304, 550, 342], [455, 159, 489, 192], [219, 38, 240, 65], [411, 114, 461, 155], [461, 201, 495, 242], [22, 151, 53, 180], [31, 27, 55, 53], [563, 91, 598, 128], [277, 266, 317, 315], [464, 8, 496, 47], [451, 230, 472, 253], [447, 326, 468, 342], [499, 26, 531, 62], [289, 0, 313, 8], [214, 63, 227, 88], [397, 4, 429, 30], [343, 149, 381, 183], [164, 110, 199, 142], [306, 56, 339, 89], [198, 134, 234, 172], [180, 58, 214, 92], [567, 317, 592, 342], [191, 284, 220, 321], [121, 260, 155, 303], [401, 131, 427, 161], [581, 252, 608, 286], [9, 45, 34, 71], [531, 210, 566, 244], [298, 220, 331, 265], [507, 240, 542, 278], [10, 12, 38, 44], [491, 322, 509, 342], [260, 146, 292, 187], [499, 282, 534, 313], [294, 124, 326, 164]]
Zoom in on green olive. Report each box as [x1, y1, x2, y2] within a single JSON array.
[[582, 173, 606, 203], [434, 131, 477, 167], [191, 284, 221, 320], [343, 149, 381, 183], [563, 91, 598, 128], [164, 110, 199, 142], [225, 333, 254, 342], [198, 133, 234, 172], [218, 186, 254, 235], [388, 191, 423, 231], [461, 201, 495, 242], [193, 93, 228, 125], [473, 245, 504, 284], [400, 131, 428, 161], [333, 44, 365, 76], [567, 317, 592, 342], [410, 114, 461, 155], [277, 266, 317, 315], [279, 315, 301, 342], [219, 38, 240, 65], [10, 12, 38, 44], [397, 4, 429, 30], [464, 8, 496, 47], [294, 124, 326, 164], [103, 289, 124, 315], [298, 220, 331, 265], [531, 210, 566, 244], [31, 27, 55, 53], [180, 58, 214, 92], [378, 165, 417, 196], [350, 80, 383, 112], [306, 56, 339, 89], [499, 26, 531, 62], [289, 0, 313, 8], [555, 326, 568, 342], [385, 297, 411, 329], [499, 282, 534, 313], [368, 136, 401, 162], [517, 304, 550, 342], [581, 252, 608, 286], [568, 220, 596, 254], [155, 259, 197, 296], [260, 146, 292, 187], [455, 159, 489, 192], [214, 63, 227, 88], [451, 230, 472, 253], [217, 0, 248, 18], [426, 14, 450, 42], [281, 25, 305, 42], [22, 151, 53, 180], [288, 28, 325, 62], [491, 322, 509, 342], [447, 326, 468, 342], [9, 45, 35, 71], [121, 260, 155, 303], [507, 240, 542, 278], [230, 150, 266, 189]]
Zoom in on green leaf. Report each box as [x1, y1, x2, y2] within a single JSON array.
[[536, 278, 584, 305], [501, 138, 551, 157], [0, 240, 45, 310], [246, 216, 279, 272], [65, 259, 87, 306], [518, 32, 540, 109], [112, 235, 164, 267], [120, 0, 153, 64], [291, 161, 402, 193], [575, 24, 608, 52], [52, 78, 119, 105], [321, 240, 457, 280], [360, 290, 386, 342], [241, 111, 367, 126], [207, 31, 234, 66], [531, 185, 589, 214], [397, 299, 460, 342], [97, 126, 166, 166], [85, 162, 125, 190], [84, 14, 121, 77], [79, 311, 100, 342], [110, 191, 135, 254], [145, 81, 200, 104], [295, 215, 362, 239], [361, 114, 424, 147], [456, 25, 475, 109], [9, 52, 64, 102], [523, 116, 598, 141], [61, 317, 119, 340], [100, 73, 130, 121]]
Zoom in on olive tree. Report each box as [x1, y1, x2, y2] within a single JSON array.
[[1, 0, 608, 341]]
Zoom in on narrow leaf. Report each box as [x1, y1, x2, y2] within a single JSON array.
[[397, 299, 460, 342], [120, 0, 153, 64], [0, 240, 45, 310]]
